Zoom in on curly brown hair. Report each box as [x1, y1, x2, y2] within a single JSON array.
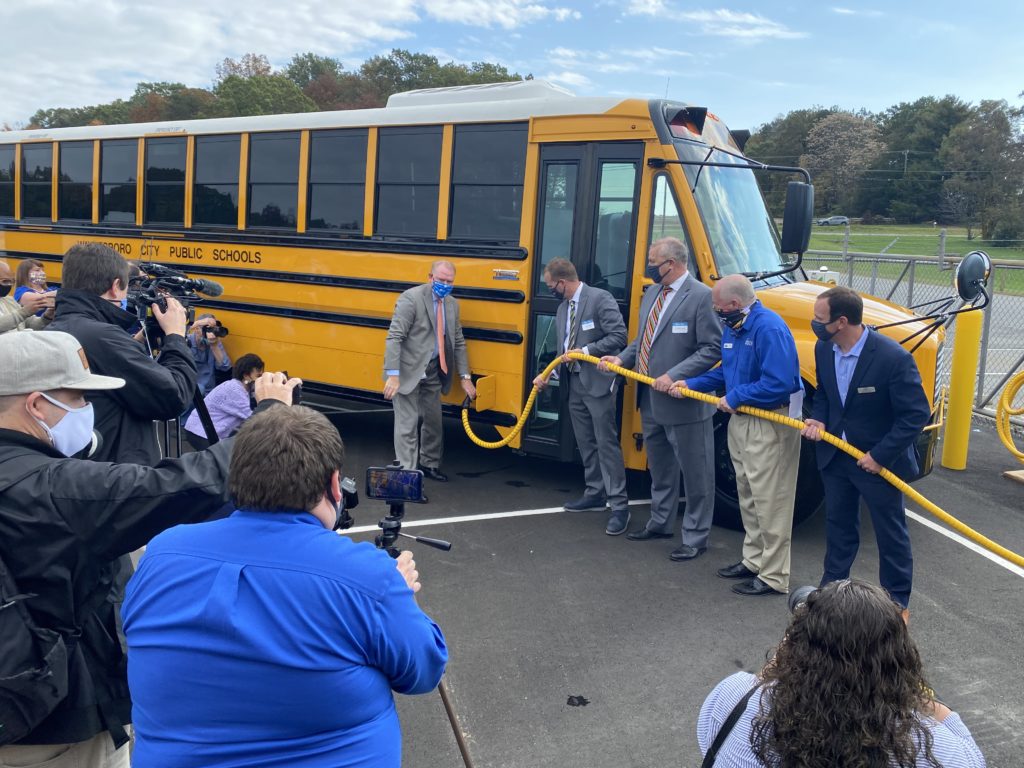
[[751, 579, 940, 768]]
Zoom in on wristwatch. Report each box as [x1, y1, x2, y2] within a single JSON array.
[[461, 374, 472, 380]]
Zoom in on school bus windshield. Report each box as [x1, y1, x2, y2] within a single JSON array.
[[674, 140, 786, 278]]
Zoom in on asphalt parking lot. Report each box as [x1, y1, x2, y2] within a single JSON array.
[[331, 409, 1024, 768]]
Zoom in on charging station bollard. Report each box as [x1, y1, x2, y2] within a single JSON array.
[[941, 309, 983, 470]]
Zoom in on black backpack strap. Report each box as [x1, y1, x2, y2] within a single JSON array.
[[701, 682, 762, 768]]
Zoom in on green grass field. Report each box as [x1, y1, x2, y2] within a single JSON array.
[[805, 223, 1024, 295]]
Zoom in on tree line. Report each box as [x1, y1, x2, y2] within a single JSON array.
[[16, 51, 1023, 242], [747, 95, 1024, 242]]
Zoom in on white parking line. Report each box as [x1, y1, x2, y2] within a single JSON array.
[[344, 501, 1024, 579]]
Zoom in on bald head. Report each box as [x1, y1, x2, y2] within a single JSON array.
[[714, 274, 756, 307]]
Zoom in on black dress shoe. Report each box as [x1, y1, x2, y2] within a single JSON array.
[[732, 577, 784, 597], [418, 465, 448, 482], [669, 545, 707, 561], [717, 561, 757, 580], [626, 528, 673, 541]]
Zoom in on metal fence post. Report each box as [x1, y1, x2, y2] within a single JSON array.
[[869, 259, 879, 295], [907, 259, 916, 306], [842, 225, 850, 261], [938, 228, 947, 270], [976, 288, 995, 408]]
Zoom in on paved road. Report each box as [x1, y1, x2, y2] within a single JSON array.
[[329, 409, 1024, 768]]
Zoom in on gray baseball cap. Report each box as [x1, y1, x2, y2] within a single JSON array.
[[0, 331, 125, 396]]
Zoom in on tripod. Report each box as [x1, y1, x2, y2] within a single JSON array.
[[375, 504, 474, 768]]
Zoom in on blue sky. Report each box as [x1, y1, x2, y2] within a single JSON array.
[[1, 0, 1021, 133]]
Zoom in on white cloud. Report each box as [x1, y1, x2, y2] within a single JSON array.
[[674, 9, 806, 39], [419, 0, 580, 29], [832, 7, 884, 17], [626, 0, 668, 15], [545, 70, 592, 89]]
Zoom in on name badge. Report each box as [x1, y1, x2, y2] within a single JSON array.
[[723, 342, 734, 349], [581, 319, 595, 331], [745, 339, 753, 346], [857, 386, 876, 394], [672, 322, 688, 334]]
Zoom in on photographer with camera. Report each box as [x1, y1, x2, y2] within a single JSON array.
[[47, 243, 197, 465], [122, 405, 448, 768], [697, 579, 985, 767], [183, 353, 264, 449], [187, 313, 231, 395], [0, 330, 299, 767], [0, 259, 52, 333]]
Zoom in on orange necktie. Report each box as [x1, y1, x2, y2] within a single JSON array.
[[436, 299, 448, 374]]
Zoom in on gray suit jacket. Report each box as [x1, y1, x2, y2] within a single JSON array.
[[618, 276, 722, 424], [556, 283, 627, 399], [384, 283, 470, 396]]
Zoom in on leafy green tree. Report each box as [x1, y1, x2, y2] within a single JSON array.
[[214, 53, 272, 83], [800, 112, 884, 215], [212, 74, 317, 117], [284, 53, 344, 90]]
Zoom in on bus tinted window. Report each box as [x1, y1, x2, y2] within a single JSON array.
[[101, 140, 137, 223], [194, 135, 240, 227], [376, 126, 441, 237], [0, 145, 16, 218], [145, 137, 186, 225], [308, 129, 366, 231], [21, 143, 53, 220], [450, 123, 526, 242], [592, 161, 639, 299], [248, 132, 298, 229], [59, 142, 93, 221]]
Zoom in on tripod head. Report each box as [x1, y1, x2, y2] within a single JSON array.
[[366, 465, 451, 558]]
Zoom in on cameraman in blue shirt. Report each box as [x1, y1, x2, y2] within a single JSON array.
[[674, 275, 803, 598], [122, 405, 448, 768]]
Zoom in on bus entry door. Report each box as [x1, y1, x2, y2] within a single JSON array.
[[522, 141, 644, 461]]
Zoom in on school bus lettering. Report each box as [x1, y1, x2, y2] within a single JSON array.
[[212, 248, 261, 264], [169, 245, 203, 260], [140, 243, 160, 258]]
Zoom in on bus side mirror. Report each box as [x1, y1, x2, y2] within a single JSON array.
[[780, 181, 814, 255]]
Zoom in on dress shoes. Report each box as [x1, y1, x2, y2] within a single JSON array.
[[669, 545, 706, 561], [732, 577, 784, 597], [563, 494, 608, 512], [717, 562, 757, 580], [417, 465, 448, 483], [605, 511, 631, 536], [626, 528, 673, 541]]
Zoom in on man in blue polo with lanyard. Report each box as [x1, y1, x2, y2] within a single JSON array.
[[673, 274, 803, 597]]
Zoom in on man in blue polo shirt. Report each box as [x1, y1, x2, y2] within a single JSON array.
[[674, 275, 802, 597], [122, 405, 447, 767]]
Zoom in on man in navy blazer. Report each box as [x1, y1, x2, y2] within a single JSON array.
[[801, 286, 930, 610]]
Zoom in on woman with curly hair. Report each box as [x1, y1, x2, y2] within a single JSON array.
[[697, 579, 985, 767]]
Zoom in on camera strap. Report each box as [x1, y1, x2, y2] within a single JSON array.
[[700, 682, 761, 768]]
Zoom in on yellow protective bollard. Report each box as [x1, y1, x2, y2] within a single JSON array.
[[941, 309, 984, 470]]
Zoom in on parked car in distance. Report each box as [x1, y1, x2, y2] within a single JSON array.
[[816, 215, 850, 226]]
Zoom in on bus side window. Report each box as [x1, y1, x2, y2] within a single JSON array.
[[58, 141, 92, 222], [593, 161, 639, 300], [21, 143, 53, 221], [248, 131, 300, 230], [145, 137, 186, 225], [0, 145, 13, 218], [101, 140, 137, 224], [308, 129, 367, 232], [193, 135, 241, 228], [648, 174, 696, 278], [449, 123, 527, 243], [376, 125, 442, 238]]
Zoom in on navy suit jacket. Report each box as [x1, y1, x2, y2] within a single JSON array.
[[810, 328, 930, 479]]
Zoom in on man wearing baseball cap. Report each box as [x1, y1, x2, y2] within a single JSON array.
[[0, 331, 299, 767]]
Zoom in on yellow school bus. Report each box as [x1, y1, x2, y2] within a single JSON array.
[[0, 80, 940, 525]]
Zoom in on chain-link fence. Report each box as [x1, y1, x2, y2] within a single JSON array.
[[802, 245, 1024, 422]]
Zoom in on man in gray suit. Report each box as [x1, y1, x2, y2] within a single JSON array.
[[384, 260, 476, 483], [533, 258, 630, 535], [600, 237, 722, 561]]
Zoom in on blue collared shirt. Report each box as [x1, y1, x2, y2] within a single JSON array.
[[123, 509, 448, 768], [833, 326, 869, 406], [686, 301, 802, 409]]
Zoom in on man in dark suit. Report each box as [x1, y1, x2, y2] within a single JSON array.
[[801, 286, 930, 610], [384, 260, 476, 482], [600, 237, 722, 561], [533, 258, 630, 535]]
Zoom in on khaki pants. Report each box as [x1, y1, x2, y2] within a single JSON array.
[[0, 731, 128, 768], [727, 411, 800, 592]]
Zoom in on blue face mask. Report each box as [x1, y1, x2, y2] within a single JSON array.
[[432, 281, 453, 299], [119, 297, 129, 311]]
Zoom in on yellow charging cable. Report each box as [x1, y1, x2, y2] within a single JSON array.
[[995, 370, 1024, 465], [461, 351, 1024, 570]]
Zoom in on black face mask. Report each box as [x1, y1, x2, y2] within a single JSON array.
[[716, 308, 747, 330], [645, 261, 668, 284], [548, 282, 565, 300], [811, 318, 838, 342], [0, 283, 11, 299]]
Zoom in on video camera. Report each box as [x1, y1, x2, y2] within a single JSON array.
[[201, 320, 229, 339], [127, 262, 224, 349]]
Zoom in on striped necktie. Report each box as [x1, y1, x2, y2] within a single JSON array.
[[566, 299, 580, 373], [435, 298, 447, 375], [637, 286, 673, 376]]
